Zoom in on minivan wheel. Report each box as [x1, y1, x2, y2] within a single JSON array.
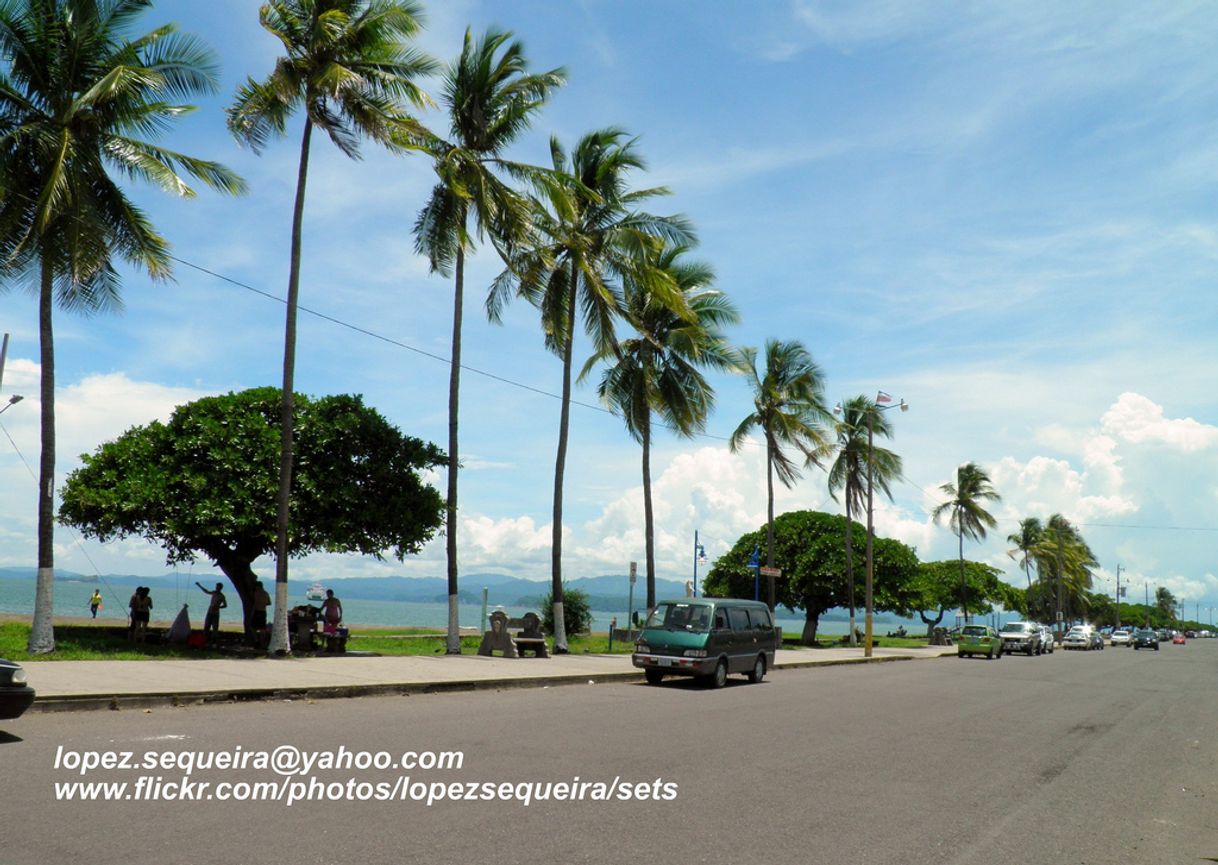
[[748, 655, 766, 684], [644, 669, 664, 685], [711, 659, 728, 688]]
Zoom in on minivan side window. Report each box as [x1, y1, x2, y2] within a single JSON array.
[[749, 608, 772, 629], [713, 610, 728, 630], [728, 608, 750, 631]]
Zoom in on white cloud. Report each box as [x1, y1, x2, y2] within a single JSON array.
[[1101, 392, 1218, 451]]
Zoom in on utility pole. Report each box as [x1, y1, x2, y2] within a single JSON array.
[[1115, 564, 1122, 629], [0, 332, 9, 394]]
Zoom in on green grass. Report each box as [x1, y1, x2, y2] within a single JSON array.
[[0, 622, 228, 661], [782, 635, 931, 650]]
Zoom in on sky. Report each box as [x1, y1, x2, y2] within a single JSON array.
[[1, 0, 1217, 617]]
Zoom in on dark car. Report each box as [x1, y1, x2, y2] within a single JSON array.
[[1132, 629, 1159, 651], [0, 658, 35, 720]]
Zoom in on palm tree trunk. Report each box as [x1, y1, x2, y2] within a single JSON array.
[[642, 410, 655, 610], [765, 437, 775, 568], [268, 119, 313, 656], [445, 230, 466, 655], [550, 263, 579, 653], [845, 498, 856, 647], [958, 528, 967, 622], [28, 255, 56, 654]]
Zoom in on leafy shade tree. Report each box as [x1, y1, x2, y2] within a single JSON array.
[[58, 387, 445, 632], [0, 0, 245, 654], [931, 461, 1001, 622], [580, 244, 740, 608], [1007, 516, 1043, 590], [826, 395, 902, 645], [539, 585, 593, 638], [227, 0, 435, 654], [909, 560, 1004, 637], [491, 128, 693, 652], [702, 510, 918, 645], [729, 339, 833, 608], [410, 27, 564, 655]]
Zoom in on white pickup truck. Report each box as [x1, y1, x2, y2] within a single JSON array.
[[998, 621, 1043, 656]]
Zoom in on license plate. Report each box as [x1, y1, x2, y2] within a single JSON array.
[[659, 658, 672, 667]]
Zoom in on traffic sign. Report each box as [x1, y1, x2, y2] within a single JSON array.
[[629, 561, 637, 584], [759, 566, 782, 577]]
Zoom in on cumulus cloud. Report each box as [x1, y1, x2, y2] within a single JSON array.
[[1101, 392, 1218, 451]]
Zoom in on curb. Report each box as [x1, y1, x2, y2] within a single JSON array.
[[27, 651, 950, 714]]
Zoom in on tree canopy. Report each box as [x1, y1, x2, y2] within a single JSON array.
[[702, 510, 918, 644], [58, 387, 445, 628], [909, 559, 1005, 635]]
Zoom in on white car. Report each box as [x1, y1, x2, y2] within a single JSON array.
[[1110, 629, 1133, 647], [1037, 625, 1055, 653], [1063, 626, 1092, 650]]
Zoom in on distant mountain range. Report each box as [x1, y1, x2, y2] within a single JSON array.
[[0, 566, 689, 611], [0, 566, 919, 624]]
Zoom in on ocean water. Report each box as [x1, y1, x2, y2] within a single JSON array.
[[0, 575, 917, 636]]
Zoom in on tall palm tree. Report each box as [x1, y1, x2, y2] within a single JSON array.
[[729, 338, 833, 606], [1034, 513, 1095, 633], [580, 244, 740, 609], [1007, 516, 1043, 590], [490, 128, 693, 651], [0, 0, 245, 654], [410, 27, 564, 655], [826, 395, 902, 645], [227, 0, 434, 654], [931, 461, 1001, 623]]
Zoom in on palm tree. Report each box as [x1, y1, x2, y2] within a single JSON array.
[[1007, 516, 1042, 590], [580, 244, 740, 609], [0, 0, 245, 654], [729, 338, 833, 607], [490, 128, 694, 652], [931, 461, 1001, 623], [826, 395, 902, 645], [227, 0, 434, 654], [1034, 513, 1096, 633], [410, 27, 564, 655]]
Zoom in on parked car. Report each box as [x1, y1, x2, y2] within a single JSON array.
[[1110, 629, 1133, 647], [1132, 628, 1159, 650], [957, 624, 1003, 659], [0, 658, 35, 721], [1156, 629, 1171, 642], [998, 621, 1042, 655], [633, 598, 780, 687], [1063, 626, 1092, 650], [1037, 625, 1055, 653], [1172, 633, 1187, 645], [1089, 630, 1105, 650]]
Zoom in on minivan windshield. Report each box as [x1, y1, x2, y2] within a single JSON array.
[[644, 603, 711, 632]]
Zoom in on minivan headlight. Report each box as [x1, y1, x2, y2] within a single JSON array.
[[683, 649, 707, 658]]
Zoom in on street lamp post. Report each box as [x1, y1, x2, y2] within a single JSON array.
[[861, 392, 907, 658], [693, 531, 707, 598], [0, 394, 24, 416]]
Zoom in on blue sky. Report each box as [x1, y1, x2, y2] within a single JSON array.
[[2, 1, 1217, 617]]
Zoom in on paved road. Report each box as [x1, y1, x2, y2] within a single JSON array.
[[4, 641, 1216, 865]]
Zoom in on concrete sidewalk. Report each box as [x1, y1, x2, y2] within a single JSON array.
[[25, 644, 957, 713]]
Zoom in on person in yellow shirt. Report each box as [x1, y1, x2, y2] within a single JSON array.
[[88, 589, 103, 619]]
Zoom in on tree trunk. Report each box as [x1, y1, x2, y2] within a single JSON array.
[[765, 436, 775, 574], [28, 255, 56, 654], [800, 607, 820, 645], [920, 608, 946, 639], [845, 499, 856, 647], [268, 119, 313, 656], [958, 528, 967, 623], [445, 228, 467, 655], [642, 410, 656, 610], [550, 262, 579, 653], [208, 548, 259, 634]]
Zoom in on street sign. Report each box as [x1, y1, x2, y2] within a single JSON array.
[[629, 561, 637, 584], [759, 566, 782, 577]]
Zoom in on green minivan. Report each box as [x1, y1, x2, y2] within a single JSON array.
[[632, 598, 781, 688]]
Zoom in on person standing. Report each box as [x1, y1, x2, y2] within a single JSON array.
[[320, 589, 343, 629], [88, 589, 102, 619], [196, 581, 227, 642], [132, 587, 152, 643], [251, 580, 272, 649]]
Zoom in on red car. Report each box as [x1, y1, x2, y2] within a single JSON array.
[[1172, 633, 1186, 645]]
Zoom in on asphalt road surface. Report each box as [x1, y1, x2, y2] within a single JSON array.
[[4, 641, 1217, 865]]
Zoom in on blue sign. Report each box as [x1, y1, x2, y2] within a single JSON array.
[[747, 544, 760, 569]]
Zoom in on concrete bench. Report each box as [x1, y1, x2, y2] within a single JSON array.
[[478, 610, 549, 658]]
